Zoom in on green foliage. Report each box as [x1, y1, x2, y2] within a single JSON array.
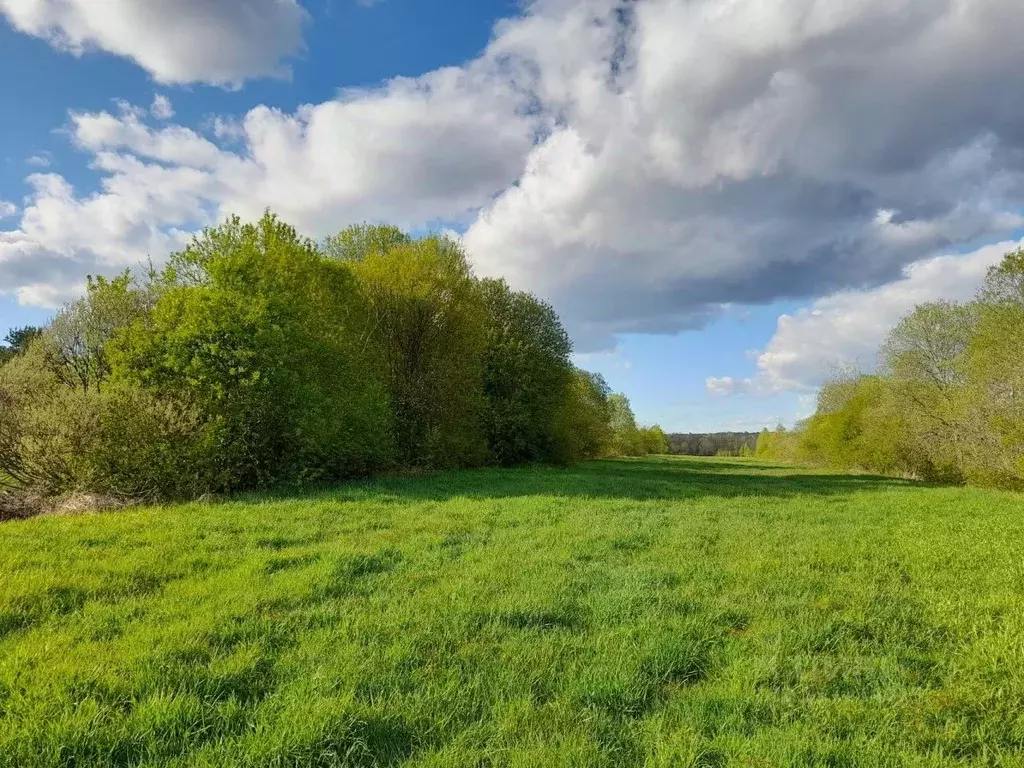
[[479, 278, 574, 465], [608, 393, 643, 456], [322, 222, 412, 262], [2, 457, 1023, 765], [553, 369, 615, 462], [669, 432, 758, 456], [787, 247, 1024, 488], [348, 235, 489, 468], [755, 425, 801, 462], [960, 252, 1024, 487], [637, 425, 669, 455], [44, 272, 147, 393], [0, 350, 209, 499], [0, 291, 202, 497], [979, 246, 1024, 305], [0, 326, 43, 367], [1, 212, 626, 500], [112, 213, 394, 492], [0, 343, 86, 492]]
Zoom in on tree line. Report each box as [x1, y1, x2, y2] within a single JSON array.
[[667, 433, 757, 457], [756, 247, 1024, 490], [0, 214, 668, 501]]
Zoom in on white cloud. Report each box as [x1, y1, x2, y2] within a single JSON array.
[[151, 94, 174, 120], [705, 377, 753, 397], [739, 239, 1020, 393], [4, 0, 1024, 344], [464, 0, 1024, 349], [0, 0, 307, 86], [0, 64, 536, 306], [25, 154, 51, 167], [0, 201, 17, 219]]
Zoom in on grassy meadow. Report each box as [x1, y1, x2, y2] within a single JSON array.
[[1, 456, 1023, 766]]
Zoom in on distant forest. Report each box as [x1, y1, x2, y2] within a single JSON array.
[[667, 432, 758, 457]]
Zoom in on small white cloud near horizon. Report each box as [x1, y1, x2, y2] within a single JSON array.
[[0, 201, 17, 219]]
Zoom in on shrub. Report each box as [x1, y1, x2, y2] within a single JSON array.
[[112, 214, 395, 492]]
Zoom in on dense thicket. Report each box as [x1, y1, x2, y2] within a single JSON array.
[[757, 247, 1024, 490], [0, 213, 666, 500], [668, 432, 758, 457]]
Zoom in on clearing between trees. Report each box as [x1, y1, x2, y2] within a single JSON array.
[[1, 456, 1022, 766]]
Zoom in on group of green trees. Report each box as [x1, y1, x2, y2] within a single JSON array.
[[668, 432, 758, 457], [0, 214, 667, 501], [756, 247, 1024, 490]]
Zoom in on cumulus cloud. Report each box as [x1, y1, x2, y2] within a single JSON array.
[[4, 0, 1024, 343], [0, 202, 17, 219], [0, 66, 536, 306], [728, 239, 1021, 393], [465, 0, 1024, 349], [0, 0, 307, 86]]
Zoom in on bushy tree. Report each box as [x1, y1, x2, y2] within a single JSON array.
[[798, 374, 917, 475], [347, 234, 489, 468], [786, 247, 1024, 488], [323, 223, 411, 263], [479, 278, 574, 465], [113, 213, 394, 491], [755, 425, 802, 462], [637, 425, 669, 455], [553, 369, 615, 462], [876, 301, 977, 482], [960, 250, 1024, 487], [607, 393, 642, 456], [44, 273, 148, 393], [601, 392, 668, 457], [0, 277, 190, 497]]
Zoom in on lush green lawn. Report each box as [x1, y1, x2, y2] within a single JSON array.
[[2, 457, 1023, 767]]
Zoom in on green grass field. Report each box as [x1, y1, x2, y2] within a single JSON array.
[[2, 457, 1023, 767]]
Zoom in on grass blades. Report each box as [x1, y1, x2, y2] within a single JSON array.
[[1, 457, 1023, 766]]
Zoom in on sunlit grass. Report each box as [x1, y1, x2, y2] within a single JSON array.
[[1, 456, 1023, 766]]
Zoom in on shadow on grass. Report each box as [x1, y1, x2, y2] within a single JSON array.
[[252, 456, 916, 506]]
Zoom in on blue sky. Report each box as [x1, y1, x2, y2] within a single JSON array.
[[2, 0, 1022, 433]]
